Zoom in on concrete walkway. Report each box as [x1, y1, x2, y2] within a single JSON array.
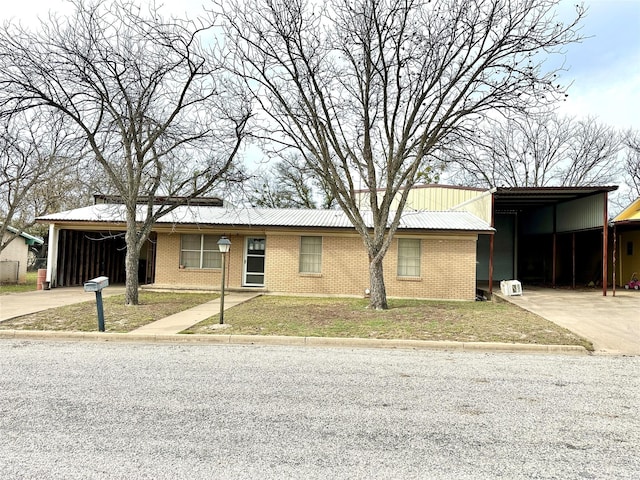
[[0, 286, 126, 322], [130, 292, 260, 334], [496, 286, 640, 356]]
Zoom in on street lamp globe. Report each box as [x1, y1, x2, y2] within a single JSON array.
[[217, 236, 231, 253]]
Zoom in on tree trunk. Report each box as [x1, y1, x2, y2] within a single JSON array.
[[369, 256, 388, 310], [124, 228, 140, 306]]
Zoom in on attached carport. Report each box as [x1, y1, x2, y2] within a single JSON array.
[[477, 186, 618, 296], [44, 224, 156, 288], [39, 195, 223, 288]]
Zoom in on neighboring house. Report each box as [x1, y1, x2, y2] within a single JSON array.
[[0, 226, 44, 284], [611, 197, 640, 287], [37, 203, 494, 301]]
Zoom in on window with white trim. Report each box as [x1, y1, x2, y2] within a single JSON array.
[[180, 234, 222, 269], [397, 238, 421, 277], [299, 236, 322, 273]]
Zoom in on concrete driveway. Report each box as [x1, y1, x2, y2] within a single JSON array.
[[0, 286, 126, 322], [499, 286, 640, 355]]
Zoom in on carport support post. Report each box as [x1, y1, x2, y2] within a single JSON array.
[[612, 224, 616, 297], [552, 233, 557, 288], [488, 193, 495, 296], [95, 291, 105, 332], [572, 233, 576, 289], [602, 191, 609, 296]]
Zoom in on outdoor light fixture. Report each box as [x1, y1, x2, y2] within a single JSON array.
[[217, 236, 231, 324], [217, 236, 231, 254]]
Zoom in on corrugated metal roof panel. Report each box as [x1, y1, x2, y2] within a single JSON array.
[[397, 211, 492, 231], [38, 204, 128, 222], [38, 204, 493, 232]]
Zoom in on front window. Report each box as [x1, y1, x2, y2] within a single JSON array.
[[397, 238, 421, 277], [299, 236, 322, 273], [180, 234, 222, 269]]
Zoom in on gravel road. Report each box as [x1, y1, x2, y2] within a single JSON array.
[[1, 340, 638, 479]]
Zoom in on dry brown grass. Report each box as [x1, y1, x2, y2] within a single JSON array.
[[183, 296, 593, 350], [1, 291, 592, 350], [0, 291, 216, 333]]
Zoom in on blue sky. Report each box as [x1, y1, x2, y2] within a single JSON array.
[[555, 0, 640, 129], [2, 0, 638, 131]]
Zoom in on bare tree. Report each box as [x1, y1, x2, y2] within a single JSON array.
[[0, 0, 251, 304], [221, 0, 584, 309], [0, 110, 79, 256], [249, 153, 337, 208], [624, 130, 640, 197], [445, 113, 623, 187]]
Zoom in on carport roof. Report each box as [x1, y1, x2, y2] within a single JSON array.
[[494, 186, 618, 209]]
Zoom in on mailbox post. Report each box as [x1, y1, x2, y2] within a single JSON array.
[[83, 276, 109, 332]]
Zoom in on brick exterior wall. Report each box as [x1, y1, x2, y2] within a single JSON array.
[[153, 230, 479, 300]]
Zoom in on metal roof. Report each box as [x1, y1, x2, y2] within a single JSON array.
[[2, 225, 44, 245], [37, 204, 493, 233], [494, 186, 618, 209], [612, 197, 640, 224]]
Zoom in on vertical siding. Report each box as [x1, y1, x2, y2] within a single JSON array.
[[356, 186, 491, 223], [397, 187, 478, 211], [557, 194, 605, 232], [53, 229, 126, 287]]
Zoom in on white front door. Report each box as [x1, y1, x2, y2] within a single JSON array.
[[243, 237, 266, 286]]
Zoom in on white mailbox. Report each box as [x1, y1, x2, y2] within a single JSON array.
[[84, 276, 109, 292]]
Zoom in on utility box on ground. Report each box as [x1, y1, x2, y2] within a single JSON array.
[[500, 280, 523, 296]]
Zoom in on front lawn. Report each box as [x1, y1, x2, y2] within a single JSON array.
[[0, 271, 38, 294], [182, 295, 593, 350], [0, 291, 216, 332]]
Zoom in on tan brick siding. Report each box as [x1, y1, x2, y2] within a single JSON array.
[[154, 232, 244, 290], [153, 230, 478, 300], [266, 234, 370, 296]]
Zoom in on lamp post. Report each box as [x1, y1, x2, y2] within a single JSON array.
[[217, 236, 231, 324]]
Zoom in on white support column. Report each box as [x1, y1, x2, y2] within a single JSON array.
[[46, 224, 59, 287]]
